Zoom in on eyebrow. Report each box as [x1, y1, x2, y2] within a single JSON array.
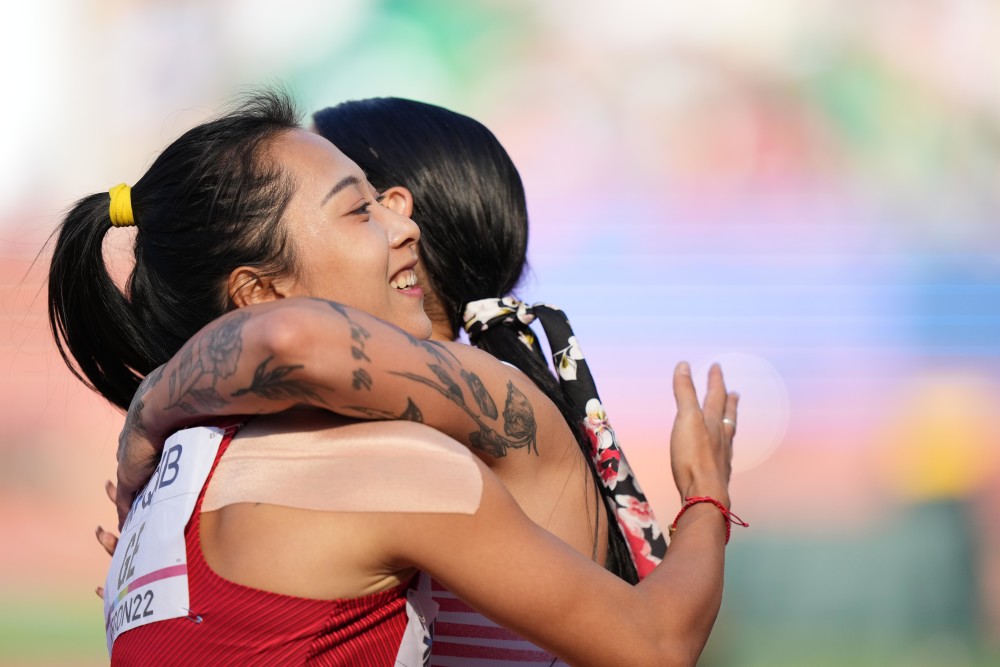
[[321, 175, 361, 206]]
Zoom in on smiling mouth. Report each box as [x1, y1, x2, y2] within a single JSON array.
[[390, 269, 418, 290]]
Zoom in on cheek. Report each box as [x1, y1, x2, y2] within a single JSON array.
[[300, 226, 391, 306], [329, 247, 388, 307]]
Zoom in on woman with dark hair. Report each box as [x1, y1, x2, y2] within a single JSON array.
[[316, 97, 659, 663], [70, 91, 741, 666]]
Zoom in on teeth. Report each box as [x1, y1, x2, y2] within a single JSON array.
[[391, 270, 417, 290]]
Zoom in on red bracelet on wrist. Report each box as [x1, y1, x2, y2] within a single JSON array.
[[669, 496, 749, 545]]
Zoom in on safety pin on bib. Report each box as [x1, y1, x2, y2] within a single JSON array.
[[182, 608, 203, 624]]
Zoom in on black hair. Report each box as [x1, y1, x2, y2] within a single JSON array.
[[48, 90, 301, 411], [314, 98, 638, 583]]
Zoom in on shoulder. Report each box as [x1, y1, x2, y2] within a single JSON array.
[[205, 411, 483, 515]]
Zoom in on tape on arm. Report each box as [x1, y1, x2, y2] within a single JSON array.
[[202, 420, 483, 515]]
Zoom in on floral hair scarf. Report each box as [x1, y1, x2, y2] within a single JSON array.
[[463, 297, 667, 578]]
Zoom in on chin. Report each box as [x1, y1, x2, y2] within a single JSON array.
[[409, 318, 434, 340]]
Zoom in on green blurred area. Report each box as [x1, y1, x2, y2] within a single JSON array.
[[0, 592, 105, 667], [703, 500, 999, 666]]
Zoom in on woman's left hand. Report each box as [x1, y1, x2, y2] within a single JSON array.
[[95, 481, 120, 599], [116, 406, 162, 528]]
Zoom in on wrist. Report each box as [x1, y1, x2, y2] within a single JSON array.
[[137, 381, 195, 446], [680, 477, 730, 509], [669, 496, 748, 544]]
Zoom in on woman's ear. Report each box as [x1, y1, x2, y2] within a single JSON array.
[[381, 186, 414, 218], [227, 267, 287, 308]]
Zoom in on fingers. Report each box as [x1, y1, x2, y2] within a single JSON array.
[[105, 480, 117, 504], [96, 525, 118, 556], [723, 391, 739, 437], [672, 362, 699, 413], [116, 470, 134, 530], [96, 586, 104, 600], [702, 363, 728, 421], [117, 501, 131, 531]]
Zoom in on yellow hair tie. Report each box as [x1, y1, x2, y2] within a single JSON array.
[[108, 183, 135, 228]]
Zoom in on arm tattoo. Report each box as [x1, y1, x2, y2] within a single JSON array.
[[344, 397, 425, 423], [164, 311, 250, 414], [351, 368, 373, 392], [461, 369, 498, 419], [500, 381, 538, 454], [231, 355, 329, 404], [391, 367, 538, 458], [143, 299, 536, 461], [320, 299, 375, 390], [468, 382, 538, 456], [413, 338, 460, 367], [430, 364, 464, 402], [399, 327, 459, 368], [119, 365, 165, 459]]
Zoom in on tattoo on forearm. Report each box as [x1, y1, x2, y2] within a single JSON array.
[[120, 365, 164, 459], [409, 335, 459, 367], [163, 311, 250, 414], [134, 299, 536, 462], [500, 381, 538, 454], [352, 368, 373, 392], [467, 382, 538, 456], [391, 366, 538, 458], [461, 369, 498, 419], [399, 397, 424, 422], [344, 397, 424, 423], [348, 320, 371, 362], [231, 355, 329, 404], [320, 299, 375, 391], [430, 364, 463, 402]]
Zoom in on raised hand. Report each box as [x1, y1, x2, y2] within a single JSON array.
[[669, 362, 738, 507]]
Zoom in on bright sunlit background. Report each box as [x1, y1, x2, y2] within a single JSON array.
[[2, 1, 999, 665]]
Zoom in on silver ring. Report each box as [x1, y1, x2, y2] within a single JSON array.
[[722, 418, 736, 429]]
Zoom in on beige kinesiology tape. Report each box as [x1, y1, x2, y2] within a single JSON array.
[[203, 418, 484, 515]]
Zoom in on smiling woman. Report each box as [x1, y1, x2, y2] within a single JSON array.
[[224, 130, 431, 340], [47, 90, 739, 666]]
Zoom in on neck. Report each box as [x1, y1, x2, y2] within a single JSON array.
[[429, 318, 455, 342]]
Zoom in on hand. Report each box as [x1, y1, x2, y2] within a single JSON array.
[[95, 480, 120, 599], [116, 424, 160, 529], [115, 368, 167, 528], [669, 362, 738, 506]]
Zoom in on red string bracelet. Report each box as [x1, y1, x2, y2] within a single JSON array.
[[669, 496, 749, 545]]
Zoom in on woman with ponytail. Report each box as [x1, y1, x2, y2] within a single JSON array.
[[76, 91, 741, 666]]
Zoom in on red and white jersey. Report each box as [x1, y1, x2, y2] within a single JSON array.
[[107, 424, 422, 667], [426, 575, 568, 667]]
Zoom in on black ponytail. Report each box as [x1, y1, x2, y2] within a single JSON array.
[[48, 194, 149, 408], [48, 90, 301, 410], [314, 98, 638, 583]]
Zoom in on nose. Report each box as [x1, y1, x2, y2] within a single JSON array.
[[379, 203, 420, 248]]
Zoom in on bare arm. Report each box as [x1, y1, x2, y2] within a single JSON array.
[[374, 362, 733, 667], [102, 362, 738, 664], [116, 297, 568, 524]]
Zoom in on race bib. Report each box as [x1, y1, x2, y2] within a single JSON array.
[[103, 426, 225, 655]]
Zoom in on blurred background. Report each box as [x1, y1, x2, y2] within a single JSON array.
[[2, 1, 999, 665]]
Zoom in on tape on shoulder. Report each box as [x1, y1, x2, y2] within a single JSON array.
[[203, 420, 483, 515]]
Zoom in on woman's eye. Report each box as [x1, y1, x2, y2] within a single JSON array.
[[375, 192, 388, 204], [351, 202, 372, 216]]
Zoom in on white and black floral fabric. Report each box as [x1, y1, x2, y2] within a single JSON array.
[[463, 297, 667, 578]]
